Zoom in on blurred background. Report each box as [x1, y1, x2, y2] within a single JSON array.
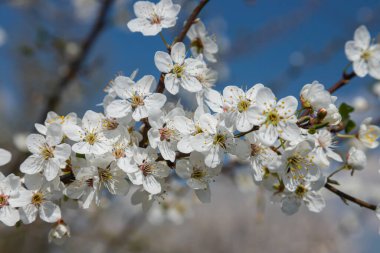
[[0, 0, 380, 252]]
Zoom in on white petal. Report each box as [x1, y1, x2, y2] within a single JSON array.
[[354, 25, 370, 49], [154, 51, 173, 73], [0, 206, 20, 226], [281, 196, 301, 215], [82, 110, 102, 131], [171, 42, 186, 65], [194, 187, 211, 203], [158, 141, 176, 162], [177, 136, 194, 153], [0, 148, 11, 166], [345, 41, 362, 61], [106, 100, 132, 118], [127, 18, 161, 36], [144, 93, 167, 113], [257, 124, 278, 146], [204, 146, 223, 168], [175, 160, 191, 179], [143, 175, 161, 194], [236, 112, 253, 132], [304, 192, 325, 213], [199, 113, 217, 134], [43, 160, 60, 181], [39, 201, 61, 223], [276, 96, 298, 118], [353, 59, 368, 77], [26, 134, 46, 154], [20, 204, 38, 224], [164, 74, 180, 95], [133, 1, 155, 18], [64, 124, 85, 142], [223, 86, 244, 106], [20, 155, 46, 174], [181, 74, 203, 92]]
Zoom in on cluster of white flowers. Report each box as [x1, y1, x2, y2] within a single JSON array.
[[1, 0, 380, 242]]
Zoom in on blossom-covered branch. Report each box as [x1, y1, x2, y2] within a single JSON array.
[[0, 0, 380, 244]]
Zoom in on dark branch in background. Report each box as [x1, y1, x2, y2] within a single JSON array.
[[7, 0, 114, 174], [155, 0, 210, 93], [38, 0, 115, 123], [324, 183, 377, 211]]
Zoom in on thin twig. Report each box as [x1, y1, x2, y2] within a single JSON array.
[[324, 183, 377, 211], [155, 0, 210, 94], [328, 71, 356, 94], [38, 0, 115, 123]]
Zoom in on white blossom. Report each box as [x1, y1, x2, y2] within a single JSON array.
[[187, 20, 218, 62], [106, 75, 167, 121], [154, 42, 205, 94], [357, 117, 380, 149], [127, 0, 180, 36], [20, 124, 71, 181], [345, 25, 380, 79], [347, 147, 367, 171]]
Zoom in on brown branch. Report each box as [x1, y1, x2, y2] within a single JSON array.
[[155, 0, 210, 94], [327, 71, 356, 94], [324, 183, 377, 211], [38, 0, 114, 123]]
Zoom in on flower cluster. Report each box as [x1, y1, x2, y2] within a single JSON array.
[[1, 0, 380, 242]]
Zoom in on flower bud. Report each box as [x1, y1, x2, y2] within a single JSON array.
[[48, 220, 71, 245]]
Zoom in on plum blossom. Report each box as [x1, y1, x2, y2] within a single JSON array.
[[357, 117, 380, 149], [187, 20, 218, 62], [249, 86, 301, 146], [205, 84, 263, 132], [106, 75, 167, 121], [345, 25, 380, 79], [154, 42, 205, 94], [20, 124, 71, 181], [19, 174, 62, 224], [346, 147, 367, 171], [176, 152, 221, 202], [281, 179, 326, 215], [65, 110, 119, 155], [127, 147, 171, 194], [0, 173, 32, 226], [127, 0, 180, 36], [191, 113, 240, 168], [148, 107, 185, 162]]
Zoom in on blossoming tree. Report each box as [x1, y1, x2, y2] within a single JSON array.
[[1, 0, 380, 244]]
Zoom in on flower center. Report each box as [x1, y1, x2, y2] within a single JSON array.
[[194, 125, 203, 135], [102, 118, 119, 130], [361, 50, 372, 61], [172, 64, 184, 78], [85, 133, 97, 145], [237, 99, 251, 113], [32, 192, 44, 206], [213, 133, 226, 149], [159, 127, 174, 141], [191, 168, 205, 179], [295, 185, 308, 197], [266, 110, 280, 126], [191, 37, 204, 54], [40, 145, 55, 160], [363, 127, 379, 144], [0, 194, 9, 207], [139, 162, 153, 177], [131, 94, 145, 109], [150, 13, 161, 24], [99, 169, 113, 182], [113, 148, 126, 159], [250, 144, 261, 156]]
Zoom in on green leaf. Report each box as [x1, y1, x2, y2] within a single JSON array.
[[345, 119, 356, 134], [339, 103, 354, 121]]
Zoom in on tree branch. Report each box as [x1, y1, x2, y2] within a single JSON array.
[[328, 71, 356, 94], [324, 183, 377, 211], [155, 0, 210, 93], [38, 0, 115, 123]]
